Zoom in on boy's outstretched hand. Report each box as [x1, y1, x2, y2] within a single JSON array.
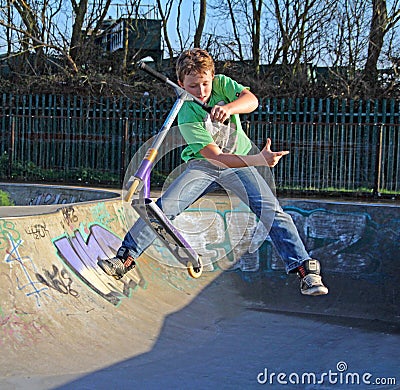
[[260, 138, 289, 167], [200, 137, 289, 169]]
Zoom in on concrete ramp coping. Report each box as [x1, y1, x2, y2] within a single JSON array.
[[0, 183, 120, 217]]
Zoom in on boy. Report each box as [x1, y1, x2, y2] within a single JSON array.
[[99, 48, 328, 296]]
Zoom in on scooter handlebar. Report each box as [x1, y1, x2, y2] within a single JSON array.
[[138, 61, 228, 124], [138, 61, 168, 83]]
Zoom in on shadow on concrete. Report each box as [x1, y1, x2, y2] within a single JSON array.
[[54, 271, 400, 390]]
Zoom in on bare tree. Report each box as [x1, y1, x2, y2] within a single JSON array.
[[225, 0, 245, 61], [209, 0, 263, 71], [70, 0, 112, 65], [1, 0, 48, 72], [0, 1, 15, 54], [315, 0, 369, 96], [363, 0, 400, 86], [176, 0, 191, 50], [250, 0, 262, 74], [0, 0, 80, 73], [0, 0, 399, 97], [194, 0, 207, 47], [269, 0, 328, 66], [69, 0, 88, 62], [207, 0, 245, 61], [156, 0, 175, 62]]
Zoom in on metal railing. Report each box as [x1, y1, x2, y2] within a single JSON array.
[[1, 94, 399, 195]]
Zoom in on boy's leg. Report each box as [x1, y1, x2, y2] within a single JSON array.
[[98, 161, 219, 278], [219, 166, 328, 296]]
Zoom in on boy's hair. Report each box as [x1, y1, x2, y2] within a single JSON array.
[[176, 48, 215, 83]]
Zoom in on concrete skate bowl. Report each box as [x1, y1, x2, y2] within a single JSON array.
[[0, 182, 120, 210], [0, 186, 399, 389]]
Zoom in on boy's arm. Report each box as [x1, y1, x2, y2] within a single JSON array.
[[209, 89, 259, 123], [201, 88, 288, 168], [200, 138, 289, 169]]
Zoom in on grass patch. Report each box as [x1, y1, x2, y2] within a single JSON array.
[[0, 190, 14, 206]]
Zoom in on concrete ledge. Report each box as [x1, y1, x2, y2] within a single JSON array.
[[0, 183, 120, 217]]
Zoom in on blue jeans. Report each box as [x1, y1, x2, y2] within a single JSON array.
[[122, 160, 310, 272]]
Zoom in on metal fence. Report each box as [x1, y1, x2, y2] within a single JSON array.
[[244, 98, 399, 195], [0, 94, 399, 195]]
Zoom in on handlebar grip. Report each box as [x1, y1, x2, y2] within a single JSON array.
[[138, 61, 168, 83]]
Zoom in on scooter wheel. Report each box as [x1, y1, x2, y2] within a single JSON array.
[[187, 258, 203, 279]]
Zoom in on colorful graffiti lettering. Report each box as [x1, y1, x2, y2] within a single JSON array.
[[91, 202, 117, 227], [0, 220, 21, 250], [53, 224, 146, 306], [172, 205, 386, 275]]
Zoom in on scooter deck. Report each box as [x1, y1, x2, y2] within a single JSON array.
[[131, 197, 202, 270]]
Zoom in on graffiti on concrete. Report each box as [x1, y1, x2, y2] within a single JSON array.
[[162, 208, 262, 272], [53, 224, 146, 306], [168, 204, 398, 276], [25, 222, 50, 240], [36, 264, 79, 298], [61, 206, 78, 227], [90, 202, 118, 227], [2, 200, 397, 309], [29, 192, 83, 206], [0, 220, 21, 250], [3, 234, 51, 307], [0, 308, 50, 347], [269, 206, 386, 274]]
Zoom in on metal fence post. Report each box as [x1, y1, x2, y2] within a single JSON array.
[[373, 124, 383, 197], [120, 118, 129, 185], [8, 117, 14, 180]]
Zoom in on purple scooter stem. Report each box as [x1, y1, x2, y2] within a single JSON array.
[[124, 148, 158, 201], [134, 159, 153, 198]]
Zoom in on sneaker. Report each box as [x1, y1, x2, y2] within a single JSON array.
[[98, 247, 136, 280], [297, 259, 328, 296]]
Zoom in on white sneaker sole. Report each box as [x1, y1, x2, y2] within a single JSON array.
[[301, 286, 329, 296]]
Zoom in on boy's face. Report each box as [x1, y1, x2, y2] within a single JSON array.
[[178, 70, 214, 103]]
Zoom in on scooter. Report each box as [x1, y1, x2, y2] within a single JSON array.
[[123, 62, 220, 278]]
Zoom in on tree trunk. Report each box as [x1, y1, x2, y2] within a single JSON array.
[[363, 0, 388, 85], [11, 0, 46, 72], [70, 0, 89, 63], [157, 0, 174, 64], [226, 0, 244, 61], [194, 0, 207, 48], [251, 0, 262, 74]]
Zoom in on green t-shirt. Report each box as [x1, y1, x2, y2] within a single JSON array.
[[178, 74, 252, 162]]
